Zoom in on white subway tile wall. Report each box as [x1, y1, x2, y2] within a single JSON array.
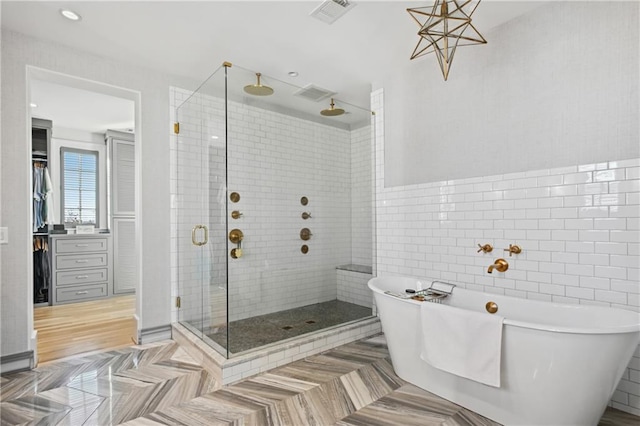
[[225, 100, 351, 321], [372, 88, 640, 415]]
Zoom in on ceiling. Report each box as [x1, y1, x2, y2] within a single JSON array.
[[3, 1, 543, 130], [30, 80, 135, 133]]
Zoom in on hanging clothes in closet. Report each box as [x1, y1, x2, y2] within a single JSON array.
[[33, 236, 50, 303], [32, 161, 54, 232]]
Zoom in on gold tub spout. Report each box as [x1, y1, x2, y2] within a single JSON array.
[[488, 258, 509, 274]]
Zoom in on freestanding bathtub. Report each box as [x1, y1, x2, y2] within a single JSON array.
[[369, 276, 640, 426]]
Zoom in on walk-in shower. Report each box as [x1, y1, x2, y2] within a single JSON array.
[[172, 63, 375, 359]]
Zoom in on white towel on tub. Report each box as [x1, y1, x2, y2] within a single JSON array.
[[420, 301, 504, 387]]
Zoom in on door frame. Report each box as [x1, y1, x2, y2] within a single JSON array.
[[26, 66, 143, 362]]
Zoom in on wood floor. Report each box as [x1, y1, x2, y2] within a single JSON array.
[[2, 336, 636, 426], [34, 295, 137, 364]]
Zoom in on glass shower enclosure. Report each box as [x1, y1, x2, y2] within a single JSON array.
[[174, 63, 374, 359]]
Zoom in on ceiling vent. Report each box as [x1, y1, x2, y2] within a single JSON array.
[[309, 0, 356, 25], [293, 84, 336, 102]]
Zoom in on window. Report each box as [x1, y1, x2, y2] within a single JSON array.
[[61, 148, 98, 226]]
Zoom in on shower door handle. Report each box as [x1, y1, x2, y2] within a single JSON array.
[[191, 225, 209, 246]]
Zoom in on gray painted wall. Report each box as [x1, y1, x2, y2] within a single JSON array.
[[0, 30, 196, 358], [381, 2, 639, 187]]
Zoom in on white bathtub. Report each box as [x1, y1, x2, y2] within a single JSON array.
[[369, 276, 640, 426]]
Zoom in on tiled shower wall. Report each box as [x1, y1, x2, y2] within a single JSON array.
[[225, 101, 351, 321], [372, 89, 640, 415], [351, 124, 373, 266], [170, 86, 373, 327]]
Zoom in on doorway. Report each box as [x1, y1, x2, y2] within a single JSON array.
[[28, 68, 141, 364]]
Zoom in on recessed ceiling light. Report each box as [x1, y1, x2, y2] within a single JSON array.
[[60, 9, 82, 21], [30, 103, 38, 108], [211, 136, 219, 139], [288, 71, 299, 77]]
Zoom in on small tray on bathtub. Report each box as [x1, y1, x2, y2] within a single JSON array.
[[383, 281, 454, 303], [383, 290, 447, 303]]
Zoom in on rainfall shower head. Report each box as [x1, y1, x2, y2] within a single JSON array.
[[320, 98, 345, 116], [243, 72, 274, 96]]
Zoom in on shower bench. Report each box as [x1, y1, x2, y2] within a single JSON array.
[[336, 264, 373, 309]]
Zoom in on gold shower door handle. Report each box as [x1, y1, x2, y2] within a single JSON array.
[[191, 225, 209, 246]]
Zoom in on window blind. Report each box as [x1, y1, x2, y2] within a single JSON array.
[[61, 148, 98, 226]]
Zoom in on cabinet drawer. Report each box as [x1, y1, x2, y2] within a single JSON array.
[[56, 268, 108, 286], [56, 283, 108, 303], [55, 253, 108, 270], [55, 238, 108, 254]]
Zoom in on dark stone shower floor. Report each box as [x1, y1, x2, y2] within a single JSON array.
[[206, 300, 372, 354]]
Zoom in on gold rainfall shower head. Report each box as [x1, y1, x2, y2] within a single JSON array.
[[243, 72, 274, 96], [320, 98, 345, 116]]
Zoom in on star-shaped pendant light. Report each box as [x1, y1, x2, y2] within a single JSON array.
[[407, 0, 486, 80]]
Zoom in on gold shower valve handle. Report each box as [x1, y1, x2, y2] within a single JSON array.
[[477, 243, 493, 253], [229, 229, 244, 244], [302, 212, 312, 220], [229, 229, 243, 258], [231, 210, 243, 219], [230, 248, 243, 259], [300, 228, 312, 241], [504, 244, 522, 257]]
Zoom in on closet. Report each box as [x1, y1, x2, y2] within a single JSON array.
[[32, 118, 52, 305], [30, 121, 137, 305]]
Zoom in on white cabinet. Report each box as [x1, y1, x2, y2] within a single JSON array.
[[50, 235, 112, 304], [112, 139, 135, 216], [107, 130, 136, 295], [112, 218, 136, 294]]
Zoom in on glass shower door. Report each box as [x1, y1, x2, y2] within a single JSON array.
[[175, 65, 229, 356]]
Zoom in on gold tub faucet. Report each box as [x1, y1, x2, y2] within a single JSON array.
[[488, 258, 509, 274]]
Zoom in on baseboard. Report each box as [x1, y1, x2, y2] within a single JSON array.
[[0, 350, 34, 374], [138, 324, 172, 344]]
